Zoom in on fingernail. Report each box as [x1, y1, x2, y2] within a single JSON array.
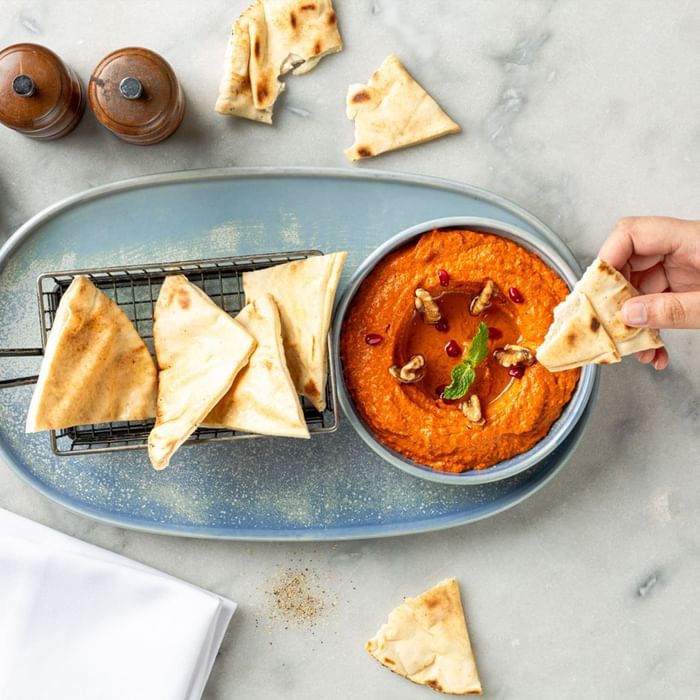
[[622, 300, 648, 326]]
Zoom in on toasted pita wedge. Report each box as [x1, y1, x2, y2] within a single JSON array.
[[344, 53, 460, 161], [204, 294, 309, 438], [215, 0, 343, 123], [253, 0, 343, 108], [243, 252, 346, 412], [215, 3, 273, 123], [148, 276, 256, 470], [366, 578, 482, 696], [578, 258, 664, 356], [537, 291, 621, 371], [26, 276, 157, 433]]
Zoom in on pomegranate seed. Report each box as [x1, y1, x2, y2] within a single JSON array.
[[365, 333, 383, 346], [435, 319, 449, 333], [508, 287, 524, 303], [488, 326, 503, 340], [508, 366, 525, 379], [445, 339, 462, 358], [438, 269, 450, 287]]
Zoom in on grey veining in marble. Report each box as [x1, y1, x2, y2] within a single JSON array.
[[1, 1, 699, 698]]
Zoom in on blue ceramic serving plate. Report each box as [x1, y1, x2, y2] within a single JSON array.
[[0, 167, 598, 540]]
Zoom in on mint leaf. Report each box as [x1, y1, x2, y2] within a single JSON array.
[[442, 364, 475, 400], [441, 322, 490, 400], [467, 321, 489, 366]]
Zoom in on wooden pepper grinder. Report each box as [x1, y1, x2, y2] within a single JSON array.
[[88, 47, 185, 145], [0, 43, 85, 140]]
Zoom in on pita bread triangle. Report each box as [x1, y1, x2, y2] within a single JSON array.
[[366, 578, 482, 696], [251, 0, 343, 109], [215, 3, 273, 123], [344, 53, 460, 161], [243, 252, 346, 412], [215, 0, 343, 123], [536, 291, 621, 371], [148, 275, 256, 470], [26, 275, 157, 433], [578, 258, 664, 356], [204, 294, 309, 438]]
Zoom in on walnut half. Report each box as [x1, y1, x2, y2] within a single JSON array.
[[470, 280, 497, 316], [389, 355, 426, 383], [460, 394, 485, 427], [494, 344, 535, 368], [414, 288, 441, 324]]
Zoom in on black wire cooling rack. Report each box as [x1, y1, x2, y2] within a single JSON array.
[[21, 251, 338, 456]]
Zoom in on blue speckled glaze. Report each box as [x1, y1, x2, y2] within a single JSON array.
[[0, 168, 598, 540]]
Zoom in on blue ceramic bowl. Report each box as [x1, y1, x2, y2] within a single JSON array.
[[332, 217, 598, 485]]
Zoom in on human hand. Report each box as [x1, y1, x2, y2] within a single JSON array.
[[598, 216, 700, 370]]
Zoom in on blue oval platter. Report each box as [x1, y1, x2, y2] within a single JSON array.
[[0, 167, 598, 540]]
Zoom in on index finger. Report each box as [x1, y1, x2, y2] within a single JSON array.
[[598, 216, 690, 271]]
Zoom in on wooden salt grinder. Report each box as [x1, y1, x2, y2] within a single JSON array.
[[0, 43, 85, 140], [88, 47, 185, 145]]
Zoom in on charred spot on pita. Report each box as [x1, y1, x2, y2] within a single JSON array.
[[290, 11, 297, 29], [352, 90, 371, 103], [590, 316, 600, 332], [177, 289, 191, 310], [257, 81, 269, 103], [300, 2, 316, 9], [565, 332, 576, 346], [254, 37, 261, 59], [328, 10, 336, 24], [424, 594, 440, 609], [357, 146, 373, 157], [313, 40, 322, 55]]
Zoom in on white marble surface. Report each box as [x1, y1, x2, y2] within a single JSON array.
[[1, 1, 699, 698]]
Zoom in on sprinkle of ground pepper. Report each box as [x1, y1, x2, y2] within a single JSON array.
[[268, 568, 326, 627]]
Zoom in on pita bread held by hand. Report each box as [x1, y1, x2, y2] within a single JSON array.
[[536, 291, 621, 372], [366, 578, 482, 696], [344, 53, 460, 161], [204, 294, 309, 438], [148, 275, 256, 470], [26, 276, 157, 433], [215, 0, 343, 123], [243, 252, 346, 412], [537, 257, 664, 372], [578, 257, 664, 356]]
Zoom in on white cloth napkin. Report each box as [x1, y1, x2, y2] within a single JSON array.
[[0, 508, 235, 700]]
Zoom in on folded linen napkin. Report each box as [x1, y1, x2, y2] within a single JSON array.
[[0, 508, 235, 700]]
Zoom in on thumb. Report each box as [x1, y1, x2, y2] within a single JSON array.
[[622, 291, 700, 329]]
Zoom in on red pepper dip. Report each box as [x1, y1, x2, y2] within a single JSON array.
[[341, 229, 580, 472]]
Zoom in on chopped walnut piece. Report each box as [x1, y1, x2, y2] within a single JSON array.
[[470, 280, 497, 316], [494, 344, 535, 368], [460, 394, 485, 427], [414, 288, 441, 324], [389, 355, 426, 383]]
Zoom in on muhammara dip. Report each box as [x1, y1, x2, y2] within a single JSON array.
[[340, 229, 579, 472]]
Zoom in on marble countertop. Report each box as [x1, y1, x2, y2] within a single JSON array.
[[1, 1, 699, 698]]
